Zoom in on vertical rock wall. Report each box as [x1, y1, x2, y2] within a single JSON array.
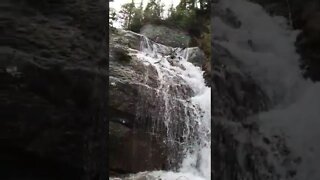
[[0, 0, 107, 179]]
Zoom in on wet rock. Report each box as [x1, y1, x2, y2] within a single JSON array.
[[109, 122, 168, 174], [109, 29, 198, 174]]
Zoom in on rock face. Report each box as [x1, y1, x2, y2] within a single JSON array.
[[109, 122, 168, 175], [109, 29, 205, 175], [296, 7, 320, 81], [109, 30, 169, 174], [140, 24, 191, 48], [186, 47, 207, 67], [0, 0, 107, 180]]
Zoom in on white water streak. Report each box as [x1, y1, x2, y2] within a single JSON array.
[[214, 0, 320, 179], [124, 36, 211, 180]]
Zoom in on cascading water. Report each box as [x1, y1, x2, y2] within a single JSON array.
[[214, 0, 320, 179], [111, 32, 210, 180]]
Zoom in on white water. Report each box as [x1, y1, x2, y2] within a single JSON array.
[[139, 36, 211, 180], [213, 0, 320, 179], [111, 33, 211, 180]]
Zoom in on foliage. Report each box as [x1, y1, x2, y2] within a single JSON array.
[[117, 0, 211, 57], [143, 0, 165, 22], [118, 0, 166, 32], [119, 1, 136, 29], [166, 0, 210, 58], [195, 27, 211, 58], [167, 0, 210, 36], [117, 0, 210, 31], [128, 1, 144, 32]]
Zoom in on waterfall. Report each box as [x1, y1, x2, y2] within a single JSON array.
[[110, 33, 211, 179], [140, 36, 211, 180], [213, 0, 320, 179]]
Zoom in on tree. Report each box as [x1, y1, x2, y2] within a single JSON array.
[[116, 0, 210, 45], [129, 0, 144, 32], [119, 0, 136, 29], [167, 3, 175, 17], [177, 0, 187, 10], [143, 0, 164, 22]]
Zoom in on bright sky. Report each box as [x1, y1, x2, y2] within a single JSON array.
[[110, 0, 181, 28]]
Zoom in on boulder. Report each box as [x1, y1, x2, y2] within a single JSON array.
[[186, 47, 207, 67], [140, 24, 190, 48]]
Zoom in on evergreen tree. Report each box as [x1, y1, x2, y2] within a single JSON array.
[[116, 0, 210, 54], [143, 0, 164, 22], [129, 0, 144, 32], [119, 0, 136, 29]]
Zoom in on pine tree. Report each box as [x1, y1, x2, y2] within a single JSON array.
[[119, 0, 136, 29], [129, 0, 144, 32]]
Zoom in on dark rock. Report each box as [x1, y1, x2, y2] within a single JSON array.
[[296, 11, 320, 81], [263, 137, 271, 144], [109, 122, 168, 174], [186, 47, 207, 67], [0, 0, 107, 180], [109, 29, 197, 174]]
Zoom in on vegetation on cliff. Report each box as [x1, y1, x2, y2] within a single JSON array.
[[110, 0, 210, 58]]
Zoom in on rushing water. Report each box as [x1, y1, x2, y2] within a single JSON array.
[[213, 0, 320, 179], [110, 33, 211, 179]]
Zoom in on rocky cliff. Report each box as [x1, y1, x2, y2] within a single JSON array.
[[109, 28, 169, 175], [109, 27, 210, 178], [0, 0, 107, 180]]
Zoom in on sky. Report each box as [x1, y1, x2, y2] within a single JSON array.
[[109, 0, 181, 28]]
